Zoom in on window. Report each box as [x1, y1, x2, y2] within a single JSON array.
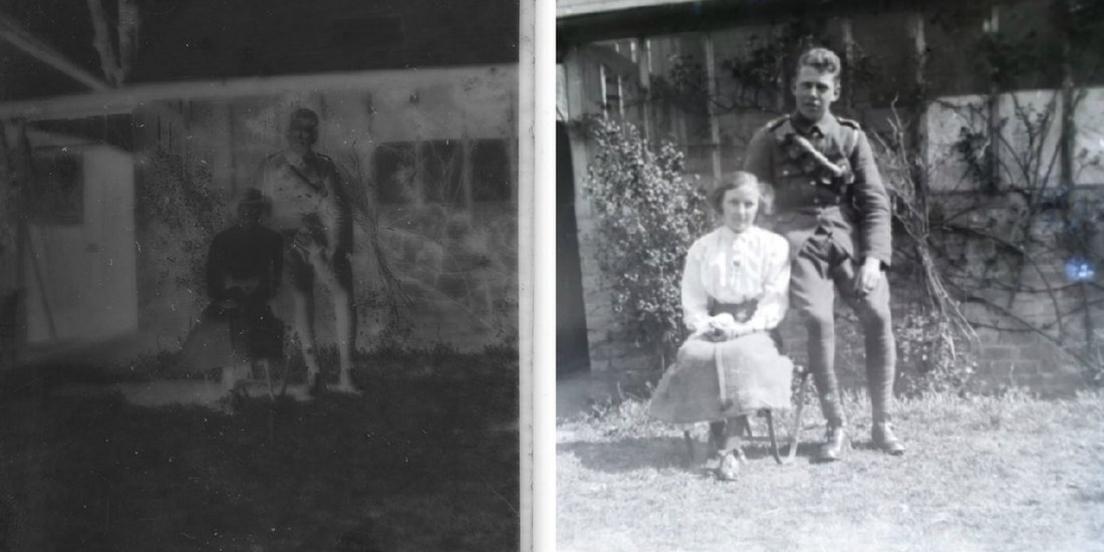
[[421, 140, 465, 205], [29, 147, 83, 225], [471, 140, 511, 202], [374, 142, 417, 204], [600, 64, 624, 117], [374, 139, 512, 205]]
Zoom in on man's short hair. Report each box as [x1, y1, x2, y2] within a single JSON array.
[[709, 171, 774, 215], [290, 107, 320, 125], [795, 47, 842, 85]]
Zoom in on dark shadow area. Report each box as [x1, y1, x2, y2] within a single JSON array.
[[738, 438, 821, 464], [0, 350, 519, 552], [559, 418, 829, 475], [556, 121, 590, 379], [559, 437, 688, 473]]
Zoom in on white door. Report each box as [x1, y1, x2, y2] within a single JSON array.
[[24, 144, 137, 345]]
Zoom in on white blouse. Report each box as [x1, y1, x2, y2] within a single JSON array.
[[681, 225, 791, 334]]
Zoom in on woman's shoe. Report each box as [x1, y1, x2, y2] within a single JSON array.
[[715, 448, 747, 482]]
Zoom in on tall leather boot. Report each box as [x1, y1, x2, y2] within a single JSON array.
[[810, 339, 847, 462], [817, 424, 849, 462], [861, 295, 903, 455], [872, 421, 905, 455]]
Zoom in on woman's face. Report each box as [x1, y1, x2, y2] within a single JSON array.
[[721, 185, 760, 233]]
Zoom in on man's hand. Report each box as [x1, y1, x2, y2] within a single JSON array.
[[855, 257, 884, 296]]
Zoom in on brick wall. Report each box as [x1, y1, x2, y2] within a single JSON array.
[[567, 93, 1104, 394]]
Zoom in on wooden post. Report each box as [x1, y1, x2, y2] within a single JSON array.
[[839, 17, 855, 113], [673, 37, 689, 147], [636, 37, 653, 142], [907, 11, 928, 195], [986, 3, 1002, 189], [1057, 0, 1075, 190], [775, 25, 788, 114], [703, 32, 723, 183], [1054, 0, 1093, 362], [462, 138, 474, 208]]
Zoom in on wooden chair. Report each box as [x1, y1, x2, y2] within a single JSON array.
[[682, 363, 812, 466]]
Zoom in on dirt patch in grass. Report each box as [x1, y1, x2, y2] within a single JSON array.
[[558, 390, 1104, 552], [0, 350, 519, 552]]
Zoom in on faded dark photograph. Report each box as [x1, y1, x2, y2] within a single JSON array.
[[557, 1, 1104, 550], [0, 1, 521, 550]]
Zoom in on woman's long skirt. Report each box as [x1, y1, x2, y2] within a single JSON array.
[[648, 331, 794, 424], [177, 301, 284, 377]]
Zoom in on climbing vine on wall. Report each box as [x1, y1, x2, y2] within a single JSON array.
[[135, 147, 227, 320], [587, 6, 1104, 390]]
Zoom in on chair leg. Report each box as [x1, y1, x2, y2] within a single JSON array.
[[683, 430, 695, 467], [766, 410, 783, 464], [262, 360, 275, 401]]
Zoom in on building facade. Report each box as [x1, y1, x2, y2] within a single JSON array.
[[558, 0, 1104, 393]]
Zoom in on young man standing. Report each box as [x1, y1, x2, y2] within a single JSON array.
[[257, 108, 360, 394], [743, 47, 905, 461]]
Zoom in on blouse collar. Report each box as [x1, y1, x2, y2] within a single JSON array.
[[718, 224, 756, 242]]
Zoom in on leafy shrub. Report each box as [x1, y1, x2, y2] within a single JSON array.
[[580, 116, 711, 365], [135, 147, 227, 319]]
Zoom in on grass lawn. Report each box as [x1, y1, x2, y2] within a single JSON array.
[[558, 388, 1104, 552], [0, 349, 519, 552]]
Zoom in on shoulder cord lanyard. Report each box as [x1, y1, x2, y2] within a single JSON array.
[[287, 160, 328, 195]]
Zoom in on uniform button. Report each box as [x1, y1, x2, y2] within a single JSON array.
[[809, 180, 816, 186], [782, 169, 790, 176]]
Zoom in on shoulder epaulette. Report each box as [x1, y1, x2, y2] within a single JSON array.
[[766, 115, 789, 131], [838, 117, 861, 130]]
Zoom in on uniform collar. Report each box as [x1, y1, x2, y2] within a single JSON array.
[[283, 149, 316, 167], [790, 112, 839, 138]]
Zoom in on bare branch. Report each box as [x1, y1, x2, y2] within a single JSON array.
[[87, 0, 139, 86], [86, 0, 120, 86], [116, 0, 139, 83]]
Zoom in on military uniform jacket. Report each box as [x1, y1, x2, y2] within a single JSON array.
[[257, 150, 355, 251], [743, 113, 892, 267]]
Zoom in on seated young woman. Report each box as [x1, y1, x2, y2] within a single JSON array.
[[648, 171, 794, 481]]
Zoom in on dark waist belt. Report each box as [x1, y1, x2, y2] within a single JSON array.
[[708, 299, 757, 324], [778, 192, 844, 210]]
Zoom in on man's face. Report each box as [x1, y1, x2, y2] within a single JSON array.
[[792, 65, 840, 122], [286, 115, 319, 153]]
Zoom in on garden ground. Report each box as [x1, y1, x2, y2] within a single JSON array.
[[0, 348, 520, 551], [558, 372, 1104, 552]]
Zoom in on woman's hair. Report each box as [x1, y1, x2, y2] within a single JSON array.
[[709, 171, 774, 215], [236, 187, 271, 220]]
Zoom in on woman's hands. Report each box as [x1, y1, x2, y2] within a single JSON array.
[[695, 313, 751, 342]]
